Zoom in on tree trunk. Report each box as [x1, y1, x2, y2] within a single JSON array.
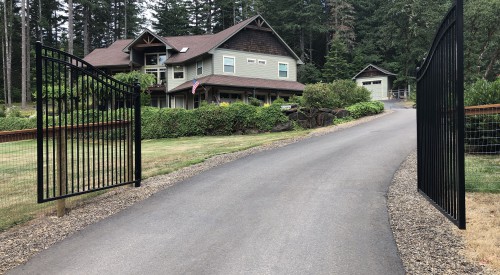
[[483, 48, 499, 80], [1, 30, 6, 107], [38, 0, 43, 43], [68, 0, 73, 55], [299, 28, 305, 61], [83, 4, 89, 56], [21, 0, 27, 108], [3, 0, 12, 106], [123, 0, 127, 39], [26, 0, 31, 102]]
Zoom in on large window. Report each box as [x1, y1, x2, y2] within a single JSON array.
[[279, 62, 288, 78], [145, 68, 166, 84], [173, 65, 185, 79], [196, 61, 203, 75], [145, 53, 166, 66], [223, 56, 235, 73]]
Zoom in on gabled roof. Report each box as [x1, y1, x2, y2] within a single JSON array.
[[122, 29, 175, 53], [83, 39, 132, 67], [352, 64, 397, 80], [166, 15, 303, 64], [83, 15, 303, 67], [169, 74, 305, 93]]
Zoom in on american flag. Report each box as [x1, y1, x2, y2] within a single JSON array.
[[192, 79, 200, 94]]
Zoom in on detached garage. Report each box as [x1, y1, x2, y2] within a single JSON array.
[[352, 64, 396, 100]]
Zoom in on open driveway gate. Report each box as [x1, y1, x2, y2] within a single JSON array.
[[416, 0, 465, 229], [36, 42, 141, 208]]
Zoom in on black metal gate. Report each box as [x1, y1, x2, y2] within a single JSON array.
[[36, 42, 141, 204], [416, 0, 465, 229]]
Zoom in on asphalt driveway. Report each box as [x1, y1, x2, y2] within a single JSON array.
[[10, 109, 416, 275]]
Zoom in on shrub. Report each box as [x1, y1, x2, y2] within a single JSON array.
[[248, 97, 263, 106], [302, 80, 372, 109], [346, 101, 384, 119], [330, 80, 371, 107], [0, 117, 37, 131], [464, 78, 500, 106], [254, 104, 289, 131], [302, 83, 338, 109], [6, 106, 21, 118], [0, 105, 5, 118]]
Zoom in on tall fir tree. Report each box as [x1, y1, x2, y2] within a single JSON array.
[[152, 0, 191, 36], [322, 37, 351, 82]]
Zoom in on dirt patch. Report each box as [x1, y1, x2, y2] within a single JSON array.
[[462, 193, 500, 272]]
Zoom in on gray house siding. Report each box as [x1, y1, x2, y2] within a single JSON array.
[[213, 49, 297, 81]]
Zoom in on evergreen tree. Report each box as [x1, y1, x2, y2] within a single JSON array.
[[322, 37, 351, 82], [152, 0, 191, 36]]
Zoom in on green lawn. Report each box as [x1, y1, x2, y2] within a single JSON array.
[[0, 130, 310, 231], [465, 154, 500, 193]]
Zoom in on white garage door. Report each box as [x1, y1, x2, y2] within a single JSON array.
[[362, 80, 386, 100]]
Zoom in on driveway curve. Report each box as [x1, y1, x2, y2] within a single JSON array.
[[10, 109, 416, 275]]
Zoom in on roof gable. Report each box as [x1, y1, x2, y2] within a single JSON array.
[[123, 29, 174, 53], [352, 64, 396, 79]]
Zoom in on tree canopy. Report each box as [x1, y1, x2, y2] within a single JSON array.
[[1, 0, 498, 105]]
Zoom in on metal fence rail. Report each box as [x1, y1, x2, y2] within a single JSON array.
[[416, 0, 465, 229], [36, 42, 141, 210]]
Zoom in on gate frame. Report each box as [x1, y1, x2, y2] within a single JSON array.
[[36, 42, 142, 206], [416, 0, 465, 229]]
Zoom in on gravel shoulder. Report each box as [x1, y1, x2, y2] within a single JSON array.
[[388, 151, 497, 275]]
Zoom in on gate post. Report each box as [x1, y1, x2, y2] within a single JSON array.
[[56, 129, 67, 217], [134, 82, 141, 187]]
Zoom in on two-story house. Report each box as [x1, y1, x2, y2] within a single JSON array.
[[83, 15, 305, 109]]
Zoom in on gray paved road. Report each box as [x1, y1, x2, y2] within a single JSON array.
[[10, 110, 416, 275]]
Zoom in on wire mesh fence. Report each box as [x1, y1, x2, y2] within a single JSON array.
[[464, 104, 500, 193], [0, 128, 121, 231]]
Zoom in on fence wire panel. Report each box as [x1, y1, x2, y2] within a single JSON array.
[[36, 42, 141, 203], [0, 133, 38, 231], [465, 104, 500, 193], [416, 0, 466, 229]]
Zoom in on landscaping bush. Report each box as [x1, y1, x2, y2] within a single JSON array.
[[302, 83, 338, 108], [346, 101, 384, 119], [254, 103, 289, 131], [0, 105, 5, 117], [0, 117, 37, 131], [464, 78, 500, 106], [302, 80, 372, 109], [330, 80, 371, 107]]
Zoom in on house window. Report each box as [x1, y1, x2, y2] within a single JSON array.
[[223, 56, 235, 73], [145, 54, 158, 65], [247, 58, 256, 64], [174, 95, 185, 109], [158, 54, 167, 65], [145, 68, 166, 84], [258, 60, 266, 65], [196, 61, 203, 75], [173, 65, 184, 79], [279, 62, 288, 78], [145, 53, 167, 66]]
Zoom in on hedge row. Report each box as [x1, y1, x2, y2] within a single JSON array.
[[141, 102, 289, 139], [346, 101, 385, 119], [302, 80, 371, 109]]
